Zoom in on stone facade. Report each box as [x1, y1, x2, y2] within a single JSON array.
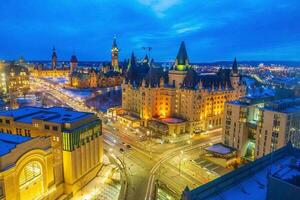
[[122, 42, 246, 135]]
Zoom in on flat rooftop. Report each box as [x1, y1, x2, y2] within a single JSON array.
[[228, 97, 300, 114], [0, 133, 31, 156], [205, 143, 237, 155], [159, 117, 186, 124], [0, 106, 93, 124]]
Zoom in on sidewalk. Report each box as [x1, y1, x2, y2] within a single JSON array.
[[72, 164, 121, 200]]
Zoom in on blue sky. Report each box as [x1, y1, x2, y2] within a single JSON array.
[[0, 0, 300, 62]]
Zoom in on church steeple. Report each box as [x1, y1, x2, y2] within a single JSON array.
[[111, 36, 119, 71], [51, 47, 57, 70], [232, 57, 238, 75], [70, 54, 78, 73], [174, 41, 189, 71], [130, 52, 136, 65]]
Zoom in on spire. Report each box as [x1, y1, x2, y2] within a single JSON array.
[[175, 41, 189, 71], [232, 57, 238, 75], [51, 47, 57, 70], [129, 52, 136, 66], [52, 47, 57, 58], [112, 35, 118, 49]]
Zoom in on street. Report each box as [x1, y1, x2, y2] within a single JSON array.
[[30, 77, 223, 200]]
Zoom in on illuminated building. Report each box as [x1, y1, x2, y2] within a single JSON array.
[[0, 63, 30, 97], [70, 37, 123, 88], [111, 36, 119, 71], [121, 42, 246, 135], [181, 143, 300, 200], [70, 54, 78, 73], [0, 106, 103, 196], [0, 62, 30, 108], [70, 68, 123, 88], [0, 133, 62, 200], [223, 97, 300, 161], [31, 48, 70, 77]]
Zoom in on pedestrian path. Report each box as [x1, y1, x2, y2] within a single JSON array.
[[72, 164, 121, 200]]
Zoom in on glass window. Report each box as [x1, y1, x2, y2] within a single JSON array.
[[19, 162, 42, 187]]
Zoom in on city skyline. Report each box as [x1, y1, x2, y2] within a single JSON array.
[[1, 0, 300, 62]]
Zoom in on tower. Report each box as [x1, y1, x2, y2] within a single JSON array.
[[70, 54, 78, 73], [174, 41, 189, 71], [111, 36, 119, 71], [169, 41, 189, 88], [52, 47, 57, 70], [230, 58, 245, 97], [232, 57, 238, 76]]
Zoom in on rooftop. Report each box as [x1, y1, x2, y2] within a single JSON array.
[[0, 106, 93, 124], [159, 117, 186, 124], [205, 143, 237, 155], [228, 97, 300, 113], [0, 133, 31, 156], [182, 143, 300, 200]]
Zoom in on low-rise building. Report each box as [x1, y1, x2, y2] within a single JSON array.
[[0, 133, 63, 200], [223, 97, 300, 161], [31, 48, 71, 78], [0, 106, 103, 196], [0, 62, 30, 97]]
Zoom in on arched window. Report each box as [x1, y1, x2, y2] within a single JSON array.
[[19, 161, 42, 186]]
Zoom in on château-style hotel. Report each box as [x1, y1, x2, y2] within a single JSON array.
[[120, 42, 246, 136]]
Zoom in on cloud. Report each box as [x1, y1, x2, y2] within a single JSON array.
[[137, 0, 181, 17], [172, 21, 205, 34], [1, 0, 300, 61]]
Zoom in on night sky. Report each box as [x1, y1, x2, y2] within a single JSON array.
[[1, 0, 300, 62]]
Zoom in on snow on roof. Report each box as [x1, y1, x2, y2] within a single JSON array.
[[0, 133, 31, 156], [205, 143, 236, 155], [0, 106, 93, 124]]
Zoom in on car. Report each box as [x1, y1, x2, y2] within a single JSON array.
[[126, 144, 132, 149], [119, 148, 125, 153]]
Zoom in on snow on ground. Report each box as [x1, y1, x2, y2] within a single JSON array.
[[43, 77, 68, 85], [59, 88, 93, 99]]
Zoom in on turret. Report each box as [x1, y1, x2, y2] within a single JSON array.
[[160, 77, 164, 87], [231, 58, 240, 90], [198, 80, 203, 90], [51, 47, 57, 70], [174, 41, 189, 71], [168, 42, 189, 87], [232, 57, 238, 76], [70, 54, 78, 72], [142, 79, 146, 87]]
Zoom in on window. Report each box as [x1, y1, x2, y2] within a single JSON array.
[[0, 181, 3, 198], [52, 126, 58, 131], [19, 161, 42, 186], [0, 119, 2, 123], [45, 125, 50, 130], [5, 120, 10, 124]]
